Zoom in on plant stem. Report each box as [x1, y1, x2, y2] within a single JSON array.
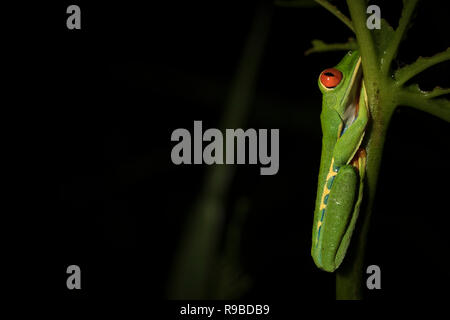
[[305, 39, 358, 55], [381, 0, 418, 75], [395, 49, 450, 86], [336, 88, 394, 298], [397, 90, 450, 122], [314, 0, 355, 32], [346, 0, 379, 106], [335, 119, 389, 299]]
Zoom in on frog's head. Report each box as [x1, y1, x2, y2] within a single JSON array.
[[318, 50, 362, 128]]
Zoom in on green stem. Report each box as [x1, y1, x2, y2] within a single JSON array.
[[336, 88, 395, 299], [422, 87, 450, 99], [305, 39, 358, 55], [395, 49, 450, 86], [381, 0, 418, 75], [314, 0, 355, 33], [397, 90, 450, 122], [336, 88, 449, 299], [334, 0, 399, 293], [346, 0, 379, 106]]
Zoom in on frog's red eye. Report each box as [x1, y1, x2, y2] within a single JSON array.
[[320, 68, 343, 88]]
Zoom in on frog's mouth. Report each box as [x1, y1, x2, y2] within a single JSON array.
[[340, 57, 363, 136]]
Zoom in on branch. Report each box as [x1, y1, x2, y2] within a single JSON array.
[[346, 0, 378, 102], [381, 0, 419, 75], [395, 48, 450, 86], [397, 89, 450, 122], [305, 38, 358, 55], [404, 83, 450, 99], [314, 0, 354, 33], [423, 88, 450, 99]]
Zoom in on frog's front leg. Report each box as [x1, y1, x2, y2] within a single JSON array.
[[333, 83, 369, 166]]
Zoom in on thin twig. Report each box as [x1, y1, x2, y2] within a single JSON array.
[[395, 48, 450, 86], [397, 89, 450, 122], [305, 39, 358, 55], [423, 88, 450, 99], [404, 84, 450, 99], [346, 0, 379, 109], [381, 0, 419, 75], [314, 0, 354, 33]]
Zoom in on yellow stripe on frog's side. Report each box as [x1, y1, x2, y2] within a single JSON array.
[[315, 158, 339, 246], [315, 120, 345, 246], [318, 159, 338, 222]]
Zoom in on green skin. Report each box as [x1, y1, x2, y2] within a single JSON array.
[[311, 51, 369, 272]]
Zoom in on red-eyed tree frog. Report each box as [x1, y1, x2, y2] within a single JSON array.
[[311, 50, 369, 272]]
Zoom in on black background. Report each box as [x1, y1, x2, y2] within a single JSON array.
[[8, 0, 450, 305]]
